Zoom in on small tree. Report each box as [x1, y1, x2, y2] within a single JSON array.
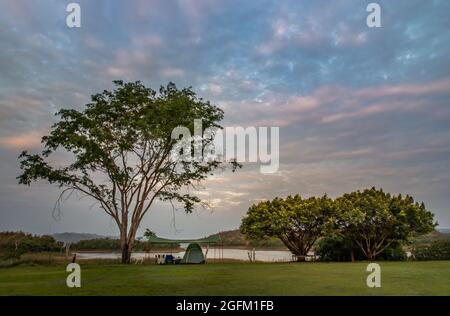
[[18, 81, 238, 263], [240, 195, 335, 261], [144, 229, 157, 239], [335, 187, 436, 260]]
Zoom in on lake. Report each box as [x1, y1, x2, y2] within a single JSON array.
[[76, 248, 304, 262]]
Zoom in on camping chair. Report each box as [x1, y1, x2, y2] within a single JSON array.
[[165, 254, 174, 264]]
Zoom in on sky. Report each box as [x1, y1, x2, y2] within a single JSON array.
[[0, 0, 450, 238]]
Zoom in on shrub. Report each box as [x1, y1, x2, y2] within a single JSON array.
[[413, 240, 450, 260], [316, 237, 364, 262], [0, 231, 62, 259], [316, 236, 407, 261], [377, 243, 407, 261]]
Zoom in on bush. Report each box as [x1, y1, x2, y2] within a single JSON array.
[[0, 231, 62, 260], [71, 238, 120, 250], [316, 237, 407, 261], [413, 240, 450, 260], [0, 258, 21, 268], [377, 243, 407, 261], [316, 237, 364, 262]]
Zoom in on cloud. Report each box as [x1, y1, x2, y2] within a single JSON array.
[[223, 77, 450, 128], [2, 0, 450, 235], [161, 67, 185, 78], [0, 129, 44, 149], [320, 77, 450, 124]]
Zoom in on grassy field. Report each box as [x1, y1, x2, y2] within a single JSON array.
[[0, 261, 449, 296]]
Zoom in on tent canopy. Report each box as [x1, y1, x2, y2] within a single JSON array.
[[146, 235, 221, 244], [181, 243, 205, 264]]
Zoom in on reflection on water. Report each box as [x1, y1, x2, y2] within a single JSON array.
[[76, 248, 298, 262]]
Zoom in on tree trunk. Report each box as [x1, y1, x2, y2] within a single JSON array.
[[351, 249, 355, 263], [120, 225, 137, 264], [296, 255, 306, 262], [120, 227, 133, 264], [121, 242, 131, 264]]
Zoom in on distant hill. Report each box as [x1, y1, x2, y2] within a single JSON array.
[[208, 229, 286, 249], [437, 228, 450, 234], [409, 230, 450, 246], [51, 230, 281, 248], [52, 232, 113, 243]]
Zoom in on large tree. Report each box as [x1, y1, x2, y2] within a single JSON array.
[[240, 195, 335, 261], [335, 187, 436, 260], [18, 81, 238, 263]]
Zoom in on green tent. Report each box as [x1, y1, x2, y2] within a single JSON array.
[[181, 243, 205, 264], [147, 234, 223, 263]]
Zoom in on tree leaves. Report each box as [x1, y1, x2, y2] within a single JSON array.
[[240, 195, 335, 259], [336, 188, 436, 259], [241, 188, 436, 260]]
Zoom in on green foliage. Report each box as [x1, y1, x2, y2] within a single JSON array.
[[143, 229, 156, 239], [71, 238, 120, 250], [379, 243, 407, 261], [0, 231, 62, 260], [335, 187, 435, 260], [207, 230, 285, 248], [315, 236, 363, 262], [413, 240, 450, 260], [241, 187, 435, 261], [316, 237, 406, 262], [17, 81, 229, 213], [240, 195, 335, 259]]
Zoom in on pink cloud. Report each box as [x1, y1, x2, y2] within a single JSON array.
[[0, 129, 44, 150], [131, 35, 164, 49], [354, 77, 450, 99], [225, 77, 450, 128], [332, 23, 367, 47], [105, 66, 131, 78], [160, 67, 185, 78], [320, 78, 450, 124], [83, 36, 104, 50], [257, 17, 364, 55]]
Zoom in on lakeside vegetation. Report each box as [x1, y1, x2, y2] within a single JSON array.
[[1, 229, 449, 268], [208, 229, 285, 249], [70, 238, 181, 252], [0, 231, 62, 260]]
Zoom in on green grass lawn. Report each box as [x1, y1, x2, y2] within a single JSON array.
[[0, 261, 449, 296]]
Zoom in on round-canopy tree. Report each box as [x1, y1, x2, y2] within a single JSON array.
[[18, 80, 238, 263], [240, 195, 335, 261], [335, 187, 436, 260]]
